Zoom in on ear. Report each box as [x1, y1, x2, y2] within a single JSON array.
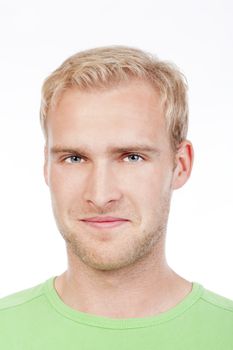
[[44, 145, 49, 186], [172, 140, 194, 190]]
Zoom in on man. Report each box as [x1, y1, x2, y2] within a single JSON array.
[[0, 46, 232, 349]]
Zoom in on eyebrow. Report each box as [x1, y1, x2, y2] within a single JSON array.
[[50, 144, 161, 156]]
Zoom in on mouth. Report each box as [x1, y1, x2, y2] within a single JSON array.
[[80, 217, 129, 229]]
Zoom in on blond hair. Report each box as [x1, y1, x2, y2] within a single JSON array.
[[40, 46, 188, 151]]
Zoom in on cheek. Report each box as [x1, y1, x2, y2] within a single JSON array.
[[131, 167, 172, 210], [136, 179, 160, 210], [48, 165, 83, 208], [123, 167, 162, 209]]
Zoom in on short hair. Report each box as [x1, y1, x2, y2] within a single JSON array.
[[40, 45, 189, 151]]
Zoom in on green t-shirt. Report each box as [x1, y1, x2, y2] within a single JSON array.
[[0, 277, 233, 349]]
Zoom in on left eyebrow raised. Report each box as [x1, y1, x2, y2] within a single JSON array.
[[108, 145, 161, 156]]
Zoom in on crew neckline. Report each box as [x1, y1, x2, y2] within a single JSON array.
[[44, 276, 204, 329]]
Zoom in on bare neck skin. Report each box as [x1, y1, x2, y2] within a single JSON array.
[[55, 237, 192, 319]]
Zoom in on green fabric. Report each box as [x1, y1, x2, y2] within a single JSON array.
[[0, 277, 233, 349]]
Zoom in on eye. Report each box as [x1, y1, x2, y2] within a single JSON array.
[[64, 155, 83, 163], [123, 154, 144, 162]]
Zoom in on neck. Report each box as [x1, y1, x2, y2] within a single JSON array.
[[55, 242, 192, 319]]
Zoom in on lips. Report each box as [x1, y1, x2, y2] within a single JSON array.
[[82, 216, 128, 223], [80, 216, 129, 229]]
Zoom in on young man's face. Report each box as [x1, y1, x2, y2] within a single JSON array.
[[44, 80, 184, 271]]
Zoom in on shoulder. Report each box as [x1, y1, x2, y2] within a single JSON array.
[[200, 286, 233, 313], [0, 279, 49, 313], [196, 284, 233, 331], [0, 279, 54, 348]]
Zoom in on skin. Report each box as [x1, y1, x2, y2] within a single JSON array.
[[44, 79, 194, 319]]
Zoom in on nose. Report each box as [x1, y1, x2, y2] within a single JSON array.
[[83, 161, 122, 211]]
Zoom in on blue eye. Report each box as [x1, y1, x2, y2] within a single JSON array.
[[65, 156, 83, 163], [124, 154, 143, 162]]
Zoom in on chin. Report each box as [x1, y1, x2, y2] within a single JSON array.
[[82, 258, 132, 272], [70, 243, 135, 271]]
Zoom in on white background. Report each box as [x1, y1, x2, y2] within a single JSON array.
[[0, 0, 232, 299]]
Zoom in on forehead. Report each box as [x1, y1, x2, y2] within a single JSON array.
[[46, 80, 168, 149]]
